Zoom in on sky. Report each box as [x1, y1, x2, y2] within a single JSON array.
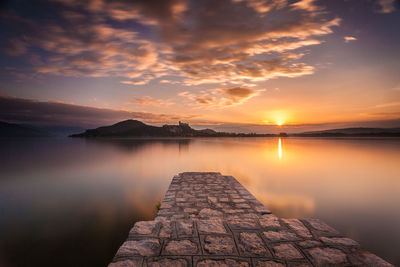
[[0, 0, 400, 132]]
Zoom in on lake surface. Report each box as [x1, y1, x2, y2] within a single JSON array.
[[0, 137, 399, 266]]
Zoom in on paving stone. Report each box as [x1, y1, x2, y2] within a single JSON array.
[[349, 250, 394, 266], [109, 259, 143, 267], [307, 247, 347, 265], [199, 208, 223, 218], [263, 230, 299, 242], [259, 214, 280, 228], [197, 220, 227, 234], [196, 258, 250, 267], [116, 239, 160, 257], [176, 220, 194, 236], [237, 232, 270, 256], [303, 218, 340, 235], [203, 235, 236, 255], [286, 262, 312, 267], [130, 221, 159, 236], [297, 240, 323, 248], [254, 260, 285, 267], [164, 240, 198, 255], [282, 219, 312, 239], [146, 258, 189, 267], [320, 236, 359, 247], [227, 216, 258, 229], [111, 172, 392, 267], [272, 244, 303, 260], [159, 221, 173, 238], [184, 208, 198, 213]]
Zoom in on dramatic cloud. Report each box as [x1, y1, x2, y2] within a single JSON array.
[[344, 36, 357, 43], [375, 0, 396, 13], [1, 0, 340, 87], [179, 87, 262, 107], [0, 96, 195, 127]]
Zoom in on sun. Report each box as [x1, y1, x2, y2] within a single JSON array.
[[277, 122, 284, 126]]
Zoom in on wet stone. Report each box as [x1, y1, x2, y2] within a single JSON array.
[[116, 239, 160, 257], [307, 247, 347, 265], [203, 235, 236, 255], [146, 258, 188, 267], [273, 244, 303, 260], [263, 230, 299, 242], [197, 220, 227, 234], [238, 232, 270, 256], [164, 240, 198, 255]]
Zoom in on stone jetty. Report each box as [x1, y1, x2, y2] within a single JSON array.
[[109, 172, 393, 266]]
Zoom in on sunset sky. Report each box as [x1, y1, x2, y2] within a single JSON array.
[[0, 0, 399, 132]]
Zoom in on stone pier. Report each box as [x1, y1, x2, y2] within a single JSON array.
[[109, 172, 393, 266]]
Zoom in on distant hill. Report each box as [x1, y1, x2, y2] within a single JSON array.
[[70, 120, 220, 137], [0, 121, 52, 137], [294, 127, 400, 137]]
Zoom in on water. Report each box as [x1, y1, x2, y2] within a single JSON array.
[[0, 137, 399, 266]]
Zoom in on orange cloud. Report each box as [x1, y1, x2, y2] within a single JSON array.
[[179, 87, 263, 108], [4, 0, 340, 86]]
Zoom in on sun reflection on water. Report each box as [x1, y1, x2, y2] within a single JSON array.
[[278, 137, 282, 159]]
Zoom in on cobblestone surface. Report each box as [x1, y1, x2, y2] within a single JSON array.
[[110, 172, 393, 266]]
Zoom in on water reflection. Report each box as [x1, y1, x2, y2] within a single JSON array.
[[0, 137, 399, 266], [278, 137, 282, 159]]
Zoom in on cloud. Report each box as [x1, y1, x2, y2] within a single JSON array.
[[344, 36, 357, 43], [2, 0, 340, 86], [375, 0, 396, 13], [0, 96, 195, 127], [375, 101, 400, 108], [179, 87, 262, 108], [126, 96, 174, 106]]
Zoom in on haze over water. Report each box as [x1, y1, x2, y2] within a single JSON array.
[[0, 137, 399, 266]]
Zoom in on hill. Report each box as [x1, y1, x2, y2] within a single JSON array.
[[293, 127, 400, 137], [69, 120, 219, 137]]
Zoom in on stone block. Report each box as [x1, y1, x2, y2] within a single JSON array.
[[197, 220, 227, 234], [164, 239, 199, 255], [202, 235, 237, 255], [237, 232, 270, 256], [282, 219, 312, 239], [272, 244, 303, 260], [109, 258, 143, 267], [116, 239, 160, 257], [320, 237, 359, 247], [307, 247, 347, 265], [263, 230, 299, 242], [259, 214, 280, 228]]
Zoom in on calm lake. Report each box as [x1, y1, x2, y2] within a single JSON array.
[[0, 137, 399, 266]]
